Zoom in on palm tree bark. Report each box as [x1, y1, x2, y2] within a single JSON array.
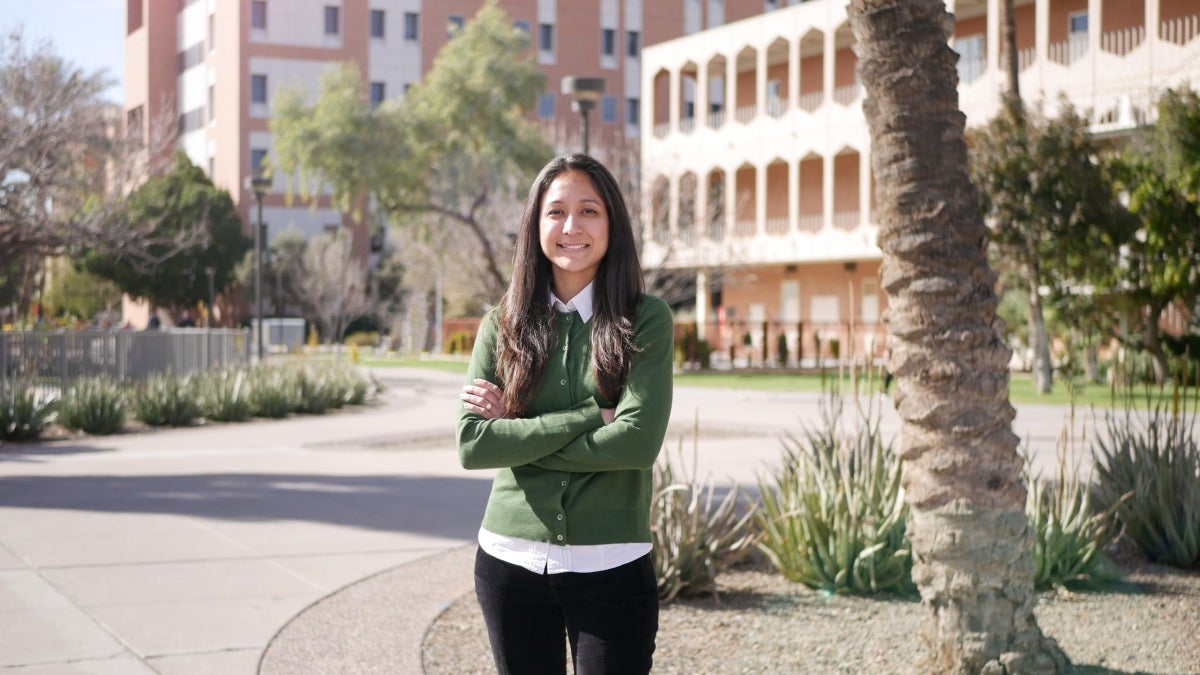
[[847, 1, 1069, 672]]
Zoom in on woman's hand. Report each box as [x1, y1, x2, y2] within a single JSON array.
[[461, 379, 510, 419], [600, 408, 616, 425]]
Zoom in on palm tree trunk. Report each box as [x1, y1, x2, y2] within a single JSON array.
[[847, 1, 1069, 672]]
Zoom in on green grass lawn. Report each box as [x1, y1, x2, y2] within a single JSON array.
[[357, 355, 1192, 408]]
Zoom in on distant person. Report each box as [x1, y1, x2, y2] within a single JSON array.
[[177, 310, 196, 327], [146, 315, 161, 330], [456, 154, 674, 674]]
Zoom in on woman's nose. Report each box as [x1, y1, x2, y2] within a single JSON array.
[[562, 215, 578, 233]]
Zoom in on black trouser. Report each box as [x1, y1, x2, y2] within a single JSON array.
[[473, 547, 658, 675]]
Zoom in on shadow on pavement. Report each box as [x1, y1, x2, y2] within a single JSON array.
[[0, 472, 492, 540]]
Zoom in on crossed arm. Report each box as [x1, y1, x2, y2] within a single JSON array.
[[455, 299, 674, 472]]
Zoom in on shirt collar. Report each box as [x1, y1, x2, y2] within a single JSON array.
[[549, 281, 595, 323]]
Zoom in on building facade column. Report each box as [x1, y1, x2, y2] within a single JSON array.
[[695, 268, 709, 341], [669, 66, 681, 133], [1035, 0, 1049, 90]]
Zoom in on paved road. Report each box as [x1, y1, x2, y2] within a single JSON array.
[[0, 366, 1085, 674]]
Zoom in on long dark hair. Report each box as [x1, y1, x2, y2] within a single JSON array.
[[495, 154, 644, 414]]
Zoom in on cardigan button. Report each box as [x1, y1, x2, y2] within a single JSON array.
[[561, 481, 567, 487], [557, 514, 564, 521], [560, 379, 567, 386], [556, 535, 564, 541]]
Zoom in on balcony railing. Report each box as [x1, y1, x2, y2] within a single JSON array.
[[766, 97, 788, 118], [1048, 33, 1089, 66], [1102, 25, 1145, 55], [832, 210, 859, 231], [1161, 14, 1200, 45], [797, 214, 823, 232], [654, 121, 670, 138], [708, 109, 725, 128], [736, 104, 757, 123], [833, 83, 861, 105], [734, 219, 756, 237], [680, 117, 695, 134], [765, 217, 790, 235], [798, 91, 823, 112]]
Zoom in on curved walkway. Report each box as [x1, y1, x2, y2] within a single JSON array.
[[0, 366, 1079, 674]]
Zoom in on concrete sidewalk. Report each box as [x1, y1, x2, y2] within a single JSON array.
[[0, 367, 1081, 674]]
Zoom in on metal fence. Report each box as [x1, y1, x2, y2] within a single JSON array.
[[0, 329, 251, 392]]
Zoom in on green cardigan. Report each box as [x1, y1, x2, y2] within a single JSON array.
[[456, 295, 674, 546]]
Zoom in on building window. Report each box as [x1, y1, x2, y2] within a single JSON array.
[[370, 9, 385, 38], [954, 34, 985, 83], [448, 14, 464, 38], [539, 23, 554, 52], [626, 30, 640, 57], [404, 82, 413, 94], [601, 29, 615, 57], [208, 84, 215, 123], [601, 95, 617, 123], [514, 19, 530, 35], [251, 1, 266, 29], [251, 74, 267, 104], [324, 6, 340, 35], [404, 12, 419, 40], [538, 92, 556, 119], [251, 148, 268, 174], [249, 74, 266, 103], [208, 13, 215, 51], [626, 97, 640, 127], [1069, 11, 1088, 35], [370, 81, 385, 107]]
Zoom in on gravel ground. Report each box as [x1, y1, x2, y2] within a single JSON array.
[[422, 545, 1200, 674]]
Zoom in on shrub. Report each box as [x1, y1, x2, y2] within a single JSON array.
[[343, 331, 380, 348], [248, 365, 302, 419], [131, 373, 202, 427], [295, 365, 341, 414], [1025, 441, 1124, 591], [1091, 394, 1200, 568], [776, 333, 789, 366], [652, 426, 758, 602], [445, 330, 474, 355], [195, 369, 253, 422], [57, 376, 127, 435], [0, 382, 56, 440], [755, 393, 914, 595]]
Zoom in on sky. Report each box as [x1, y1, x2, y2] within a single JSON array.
[[1, 0, 126, 103]]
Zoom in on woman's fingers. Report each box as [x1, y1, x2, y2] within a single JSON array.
[[460, 381, 505, 418]]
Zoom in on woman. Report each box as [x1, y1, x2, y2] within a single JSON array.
[[457, 153, 674, 674]]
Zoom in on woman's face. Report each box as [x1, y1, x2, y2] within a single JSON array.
[[538, 170, 610, 299]]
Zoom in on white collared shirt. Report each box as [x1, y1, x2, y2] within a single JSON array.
[[478, 281, 651, 574]]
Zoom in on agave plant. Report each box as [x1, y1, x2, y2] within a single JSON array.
[[1024, 418, 1125, 591], [195, 368, 253, 422], [651, 415, 759, 602], [1092, 390, 1200, 569], [57, 376, 127, 435], [131, 373, 202, 427], [755, 392, 914, 595], [0, 381, 56, 441]]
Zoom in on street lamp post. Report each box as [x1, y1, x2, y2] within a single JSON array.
[[561, 76, 606, 155], [246, 175, 271, 362]]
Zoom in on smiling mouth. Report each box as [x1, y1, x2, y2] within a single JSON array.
[[559, 243, 589, 250]]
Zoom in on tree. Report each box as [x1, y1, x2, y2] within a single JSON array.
[[970, 102, 1135, 392], [41, 260, 122, 323], [296, 229, 374, 343], [1109, 88, 1200, 383], [82, 152, 250, 312], [272, 0, 551, 299], [848, 1, 1069, 672], [0, 29, 179, 315]]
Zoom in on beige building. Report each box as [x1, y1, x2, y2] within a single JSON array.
[[639, 0, 1200, 367]]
